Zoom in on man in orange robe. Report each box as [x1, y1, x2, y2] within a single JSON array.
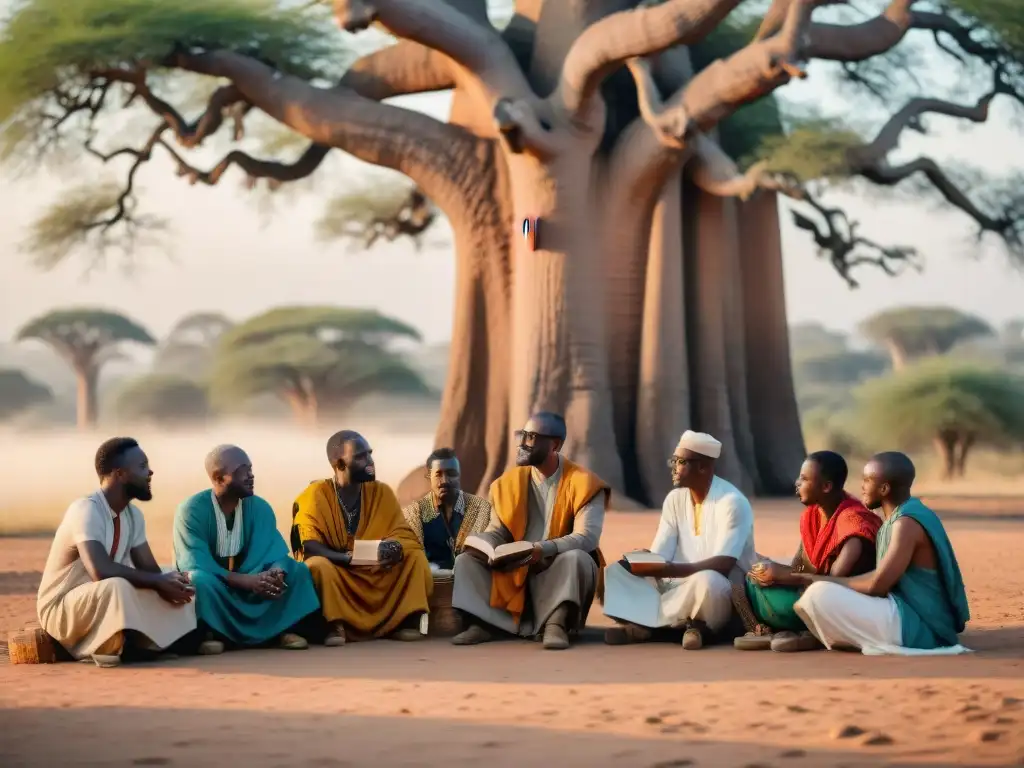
[[291, 430, 432, 645], [451, 412, 610, 650]]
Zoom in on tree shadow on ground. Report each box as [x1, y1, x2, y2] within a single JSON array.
[[0, 706, 982, 768]]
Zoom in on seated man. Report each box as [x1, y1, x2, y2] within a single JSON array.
[[292, 430, 432, 646], [734, 450, 881, 651], [174, 445, 320, 654], [37, 437, 197, 667], [401, 447, 491, 573], [603, 430, 754, 650], [789, 452, 971, 655], [451, 412, 609, 651]]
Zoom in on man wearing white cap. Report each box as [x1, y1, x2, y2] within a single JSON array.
[[603, 430, 755, 649]]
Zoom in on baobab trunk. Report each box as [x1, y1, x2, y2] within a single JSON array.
[[74, 366, 98, 430], [504, 147, 625, 492]]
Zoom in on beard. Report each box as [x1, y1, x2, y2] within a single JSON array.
[[232, 479, 255, 498], [351, 465, 375, 484], [437, 486, 459, 503], [127, 479, 152, 502], [516, 445, 547, 467]]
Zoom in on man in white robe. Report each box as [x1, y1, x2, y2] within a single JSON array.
[[37, 437, 198, 666], [603, 430, 755, 649]]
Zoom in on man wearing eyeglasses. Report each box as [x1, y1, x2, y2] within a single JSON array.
[[603, 430, 755, 650], [451, 412, 610, 650]]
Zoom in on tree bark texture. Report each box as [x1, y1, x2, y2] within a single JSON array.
[[368, 0, 807, 505], [166, 0, 820, 505]]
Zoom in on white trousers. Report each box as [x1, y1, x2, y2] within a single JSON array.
[[794, 581, 970, 656], [603, 563, 733, 632]]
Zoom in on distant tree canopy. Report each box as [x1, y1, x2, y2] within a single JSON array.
[[859, 306, 995, 370], [113, 373, 209, 425], [210, 306, 428, 424], [0, 368, 53, 420], [15, 308, 155, 429], [789, 322, 851, 358], [789, 321, 890, 413], [855, 360, 1024, 478], [152, 311, 234, 380]]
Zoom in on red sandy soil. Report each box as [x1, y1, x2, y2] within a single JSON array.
[[1, 500, 1022, 767]]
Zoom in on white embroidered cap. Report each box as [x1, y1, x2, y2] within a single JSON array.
[[676, 430, 722, 459]]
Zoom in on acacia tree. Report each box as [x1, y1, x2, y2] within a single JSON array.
[[114, 373, 210, 425], [2, 0, 1022, 503], [0, 369, 53, 421], [14, 309, 155, 429], [860, 306, 995, 369], [856, 361, 1024, 478], [210, 306, 428, 423], [152, 311, 235, 379]]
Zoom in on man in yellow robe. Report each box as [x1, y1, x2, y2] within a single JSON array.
[[451, 412, 610, 650], [291, 430, 432, 645]]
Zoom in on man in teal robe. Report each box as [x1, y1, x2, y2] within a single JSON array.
[[788, 451, 970, 655], [173, 444, 320, 653]]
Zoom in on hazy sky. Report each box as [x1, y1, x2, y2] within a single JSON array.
[[2, 61, 1022, 348]]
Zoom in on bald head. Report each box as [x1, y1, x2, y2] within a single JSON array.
[[326, 430, 375, 484], [205, 444, 254, 499], [524, 412, 566, 441], [860, 451, 915, 512]]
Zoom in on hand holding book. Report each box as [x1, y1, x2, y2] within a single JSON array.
[[463, 535, 536, 571]]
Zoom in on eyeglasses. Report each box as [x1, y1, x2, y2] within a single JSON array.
[[514, 430, 556, 443], [667, 457, 699, 468]]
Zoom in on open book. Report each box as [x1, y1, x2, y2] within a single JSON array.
[[622, 550, 666, 564], [463, 535, 534, 568]]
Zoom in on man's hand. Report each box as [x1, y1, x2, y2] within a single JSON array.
[[254, 570, 286, 599], [749, 561, 793, 587], [155, 571, 195, 605], [622, 561, 668, 578], [378, 539, 404, 569]]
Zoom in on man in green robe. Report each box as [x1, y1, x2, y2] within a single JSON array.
[[789, 451, 971, 655], [173, 444, 320, 653]]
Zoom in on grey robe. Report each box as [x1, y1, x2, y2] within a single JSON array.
[[451, 457, 605, 636]]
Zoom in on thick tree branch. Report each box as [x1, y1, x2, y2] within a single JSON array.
[[676, 0, 832, 132], [555, 0, 745, 124], [689, 134, 801, 201], [493, 98, 564, 158], [626, 56, 694, 149], [803, 0, 918, 61], [338, 39, 456, 99], [169, 49, 477, 210], [789, 189, 921, 288], [332, 0, 535, 108]]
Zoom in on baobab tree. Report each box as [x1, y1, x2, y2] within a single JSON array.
[[14, 309, 155, 429], [860, 306, 994, 369], [210, 306, 428, 424], [1, 0, 1021, 504]]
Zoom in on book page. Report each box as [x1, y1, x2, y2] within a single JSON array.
[[462, 535, 496, 559], [351, 539, 382, 566], [493, 541, 534, 559]]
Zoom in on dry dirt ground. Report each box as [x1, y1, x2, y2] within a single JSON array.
[[2, 499, 1023, 768]]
